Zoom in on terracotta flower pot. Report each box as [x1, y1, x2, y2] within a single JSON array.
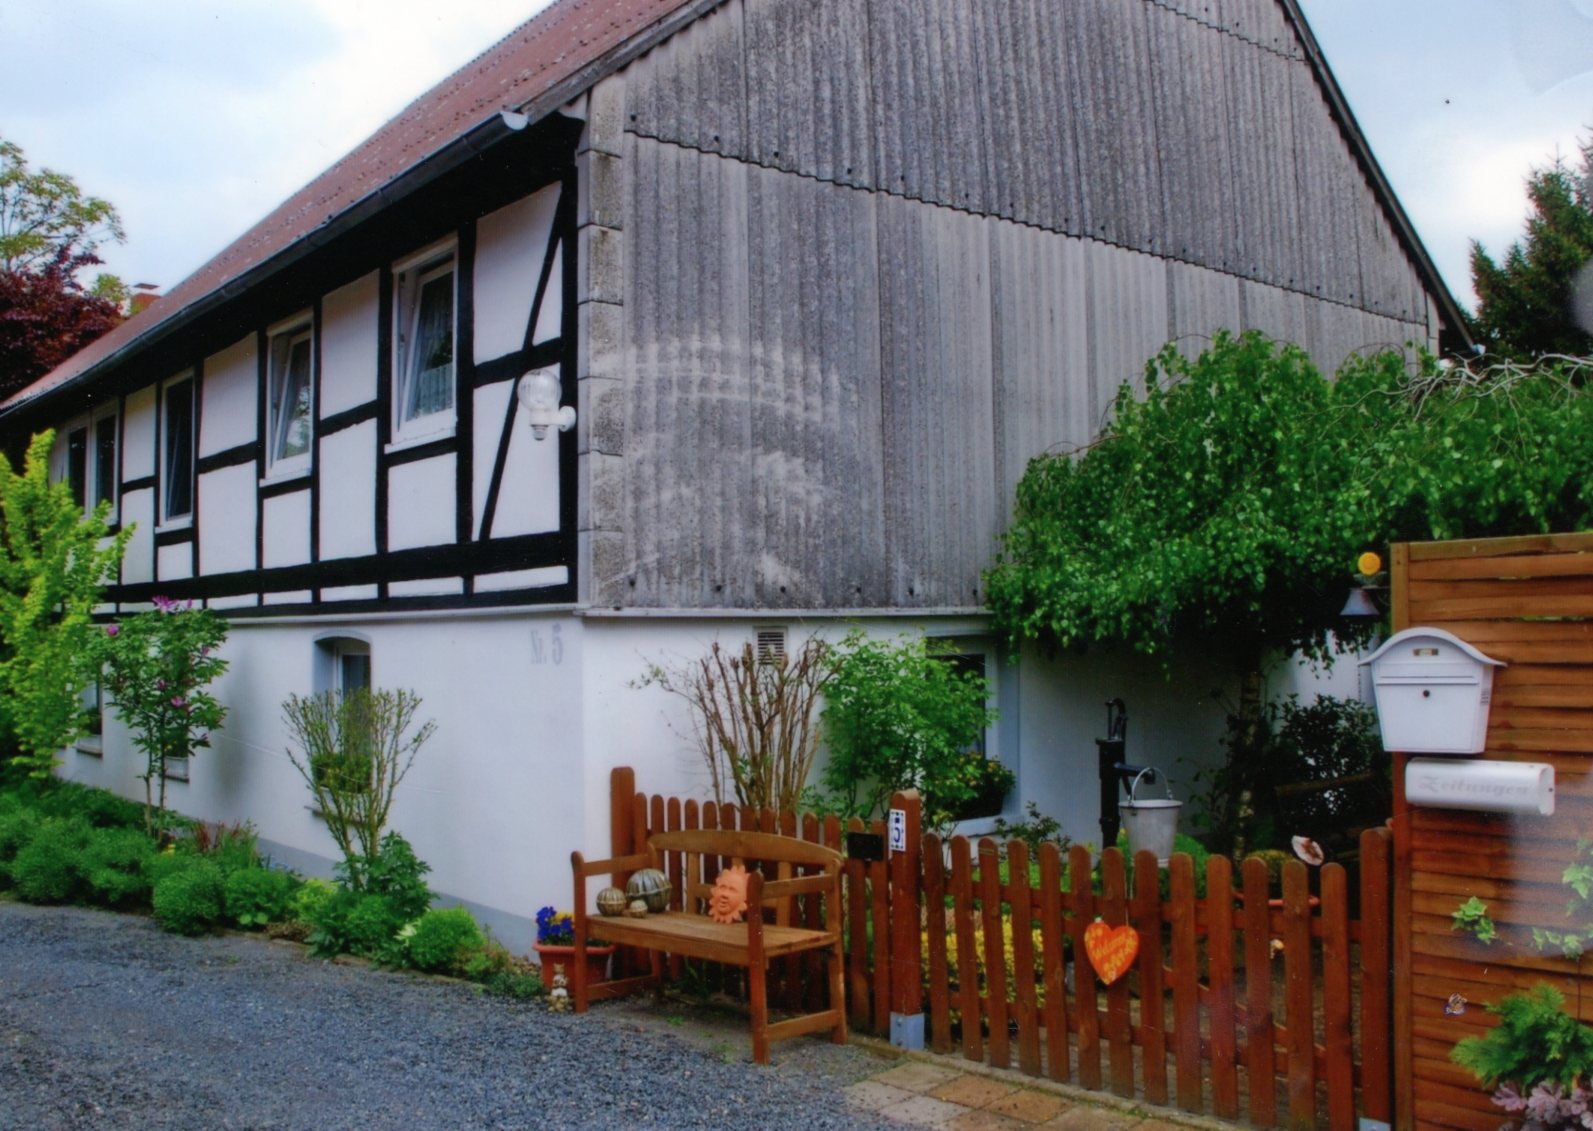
[[533, 943, 615, 986]]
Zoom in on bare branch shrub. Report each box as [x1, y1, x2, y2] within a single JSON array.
[[281, 688, 436, 889], [637, 637, 831, 813]]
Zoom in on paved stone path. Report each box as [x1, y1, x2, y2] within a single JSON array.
[[844, 1055, 1222, 1131]]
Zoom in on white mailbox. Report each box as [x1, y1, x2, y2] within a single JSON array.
[[1406, 758, 1555, 816], [1360, 627, 1504, 755]]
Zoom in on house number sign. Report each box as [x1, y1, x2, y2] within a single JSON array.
[[888, 809, 907, 854]]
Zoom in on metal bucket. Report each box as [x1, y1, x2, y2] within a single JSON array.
[[1120, 770, 1181, 865]]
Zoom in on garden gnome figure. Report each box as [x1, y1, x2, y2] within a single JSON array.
[[548, 965, 570, 1012]]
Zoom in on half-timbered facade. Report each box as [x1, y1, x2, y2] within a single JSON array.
[[3, 0, 1465, 947]]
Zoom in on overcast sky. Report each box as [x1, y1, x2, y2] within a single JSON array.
[[2, 1, 1589, 312]]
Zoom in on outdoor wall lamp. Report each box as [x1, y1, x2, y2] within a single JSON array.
[[1340, 549, 1386, 618], [517, 369, 576, 441]]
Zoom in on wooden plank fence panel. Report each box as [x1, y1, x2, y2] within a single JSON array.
[[1070, 844, 1102, 1091], [1102, 850, 1135, 1098], [1284, 859, 1315, 1130], [1322, 864, 1354, 1131], [1170, 853, 1202, 1113], [1133, 847, 1169, 1107], [1244, 855, 1278, 1126], [924, 834, 952, 1053], [1207, 854, 1239, 1120], [979, 838, 1011, 1069], [1039, 843, 1070, 1083], [951, 836, 984, 1064], [870, 816, 890, 1035], [1009, 842, 1042, 1077], [600, 770, 1399, 1131]]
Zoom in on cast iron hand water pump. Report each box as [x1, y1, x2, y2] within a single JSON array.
[[1096, 699, 1157, 849]]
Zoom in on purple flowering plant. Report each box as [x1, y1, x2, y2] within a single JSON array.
[[101, 597, 229, 836]]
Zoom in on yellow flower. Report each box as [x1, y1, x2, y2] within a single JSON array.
[[1357, 551, 1382, 576]]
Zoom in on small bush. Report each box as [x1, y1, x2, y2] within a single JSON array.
[[11, 818, 91, 904], [362, 833, 432, 921], [151, 858, 225, 936], [287, 876, 336, 923], [35, 783, 146, 830], [0, 804, 41, 884], [406, 907, 485, 974], [462, 941, 543, 999], [195, 823, 260, 878], [306, 887, 361, 958], [343, 893, 404, 960], [224, 868, 299, 929], [81, 826, 156, 908]]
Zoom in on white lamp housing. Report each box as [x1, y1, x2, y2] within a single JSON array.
[[517, 369, 576, 440]]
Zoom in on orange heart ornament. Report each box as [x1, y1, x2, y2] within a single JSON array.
[[1083, 919, 1139, 985]]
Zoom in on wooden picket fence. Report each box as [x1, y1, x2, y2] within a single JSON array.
[[605, 768, 1392, 1130]]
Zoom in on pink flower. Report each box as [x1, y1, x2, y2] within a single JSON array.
[[156, 679, 166, 691], [170, 696, 185, 708], [104, 624, 119, 637], [151, 596, 173, 612]]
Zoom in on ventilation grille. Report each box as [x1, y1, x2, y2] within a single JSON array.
[[755, 626, 787, 665]]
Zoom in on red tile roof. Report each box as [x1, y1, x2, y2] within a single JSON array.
[[4, 0, 704, 413]]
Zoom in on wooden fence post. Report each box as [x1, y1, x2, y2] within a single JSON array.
[[888, 789, 923, 1048]]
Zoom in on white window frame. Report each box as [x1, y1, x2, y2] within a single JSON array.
[[265, 314, 315, 480], [75, 680, 104, 757], [390, 240, 458, 447], [62, 402, 119, 523], [158, 373, 195, 529], [927, 634, 1017, 828], [314, 633, 372, 698]]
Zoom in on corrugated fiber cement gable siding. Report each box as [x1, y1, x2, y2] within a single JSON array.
[[620, 137, 886, 610], [620, 0, 1429, 324]]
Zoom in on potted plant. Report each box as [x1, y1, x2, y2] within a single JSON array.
[[532, 905, 614, 986]]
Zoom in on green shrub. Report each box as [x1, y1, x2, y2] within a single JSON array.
[[0, 804, 41, 884], [198, 823, 260, 878], [11, 817, 91, 903], [406, 907, 484, 974], [462, 941, 543, 999], [223, 868, 299, 929], [1451, 984, 1593, 1089], [343, 893, 403, 960], [81, 826, 156, 908], [361, 832, 432, 921], [287, 876, 336, 923], [305, 887, 360, 957], [151, 858, 225, 936], [35, 783, 146, 830]]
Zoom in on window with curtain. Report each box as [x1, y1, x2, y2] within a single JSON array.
[[394, 248, 456, 436], [268, 322, 313, 474]]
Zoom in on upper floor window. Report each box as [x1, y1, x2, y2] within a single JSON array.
[[161, 375, 195, 524], [393, 243, 456, 440], [66, 405, 119, 521], [267, 318, 314, 477]]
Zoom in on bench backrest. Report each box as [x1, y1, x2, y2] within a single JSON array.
[[648, 829, 841, 924]]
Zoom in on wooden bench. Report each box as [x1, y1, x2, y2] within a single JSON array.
[[568, 829, 847, 1064]]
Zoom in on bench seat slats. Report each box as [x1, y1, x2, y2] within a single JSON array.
[[592, 912, 839, 963]]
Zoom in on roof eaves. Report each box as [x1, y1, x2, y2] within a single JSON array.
[[1276, 0, 1473, 352], [0, 0, 726, 424]]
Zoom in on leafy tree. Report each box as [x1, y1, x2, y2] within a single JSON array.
[[100, 599, 229, 836], [0, 255, 123, 398], [812, 629, 997, 827], [986, 333, 1593, 808], [0, 431, 130, 779], [1470, 137, 1593, 359], [0, 137, 126, 398], [0, 137, 124, 279]]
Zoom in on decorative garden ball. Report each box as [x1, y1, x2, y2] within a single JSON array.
[[625, 868, 671, 913], [596, 886, 628, 917], [626, 899, 649, 918]]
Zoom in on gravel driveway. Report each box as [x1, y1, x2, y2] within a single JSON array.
[[0, 901, 894, 1130]]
